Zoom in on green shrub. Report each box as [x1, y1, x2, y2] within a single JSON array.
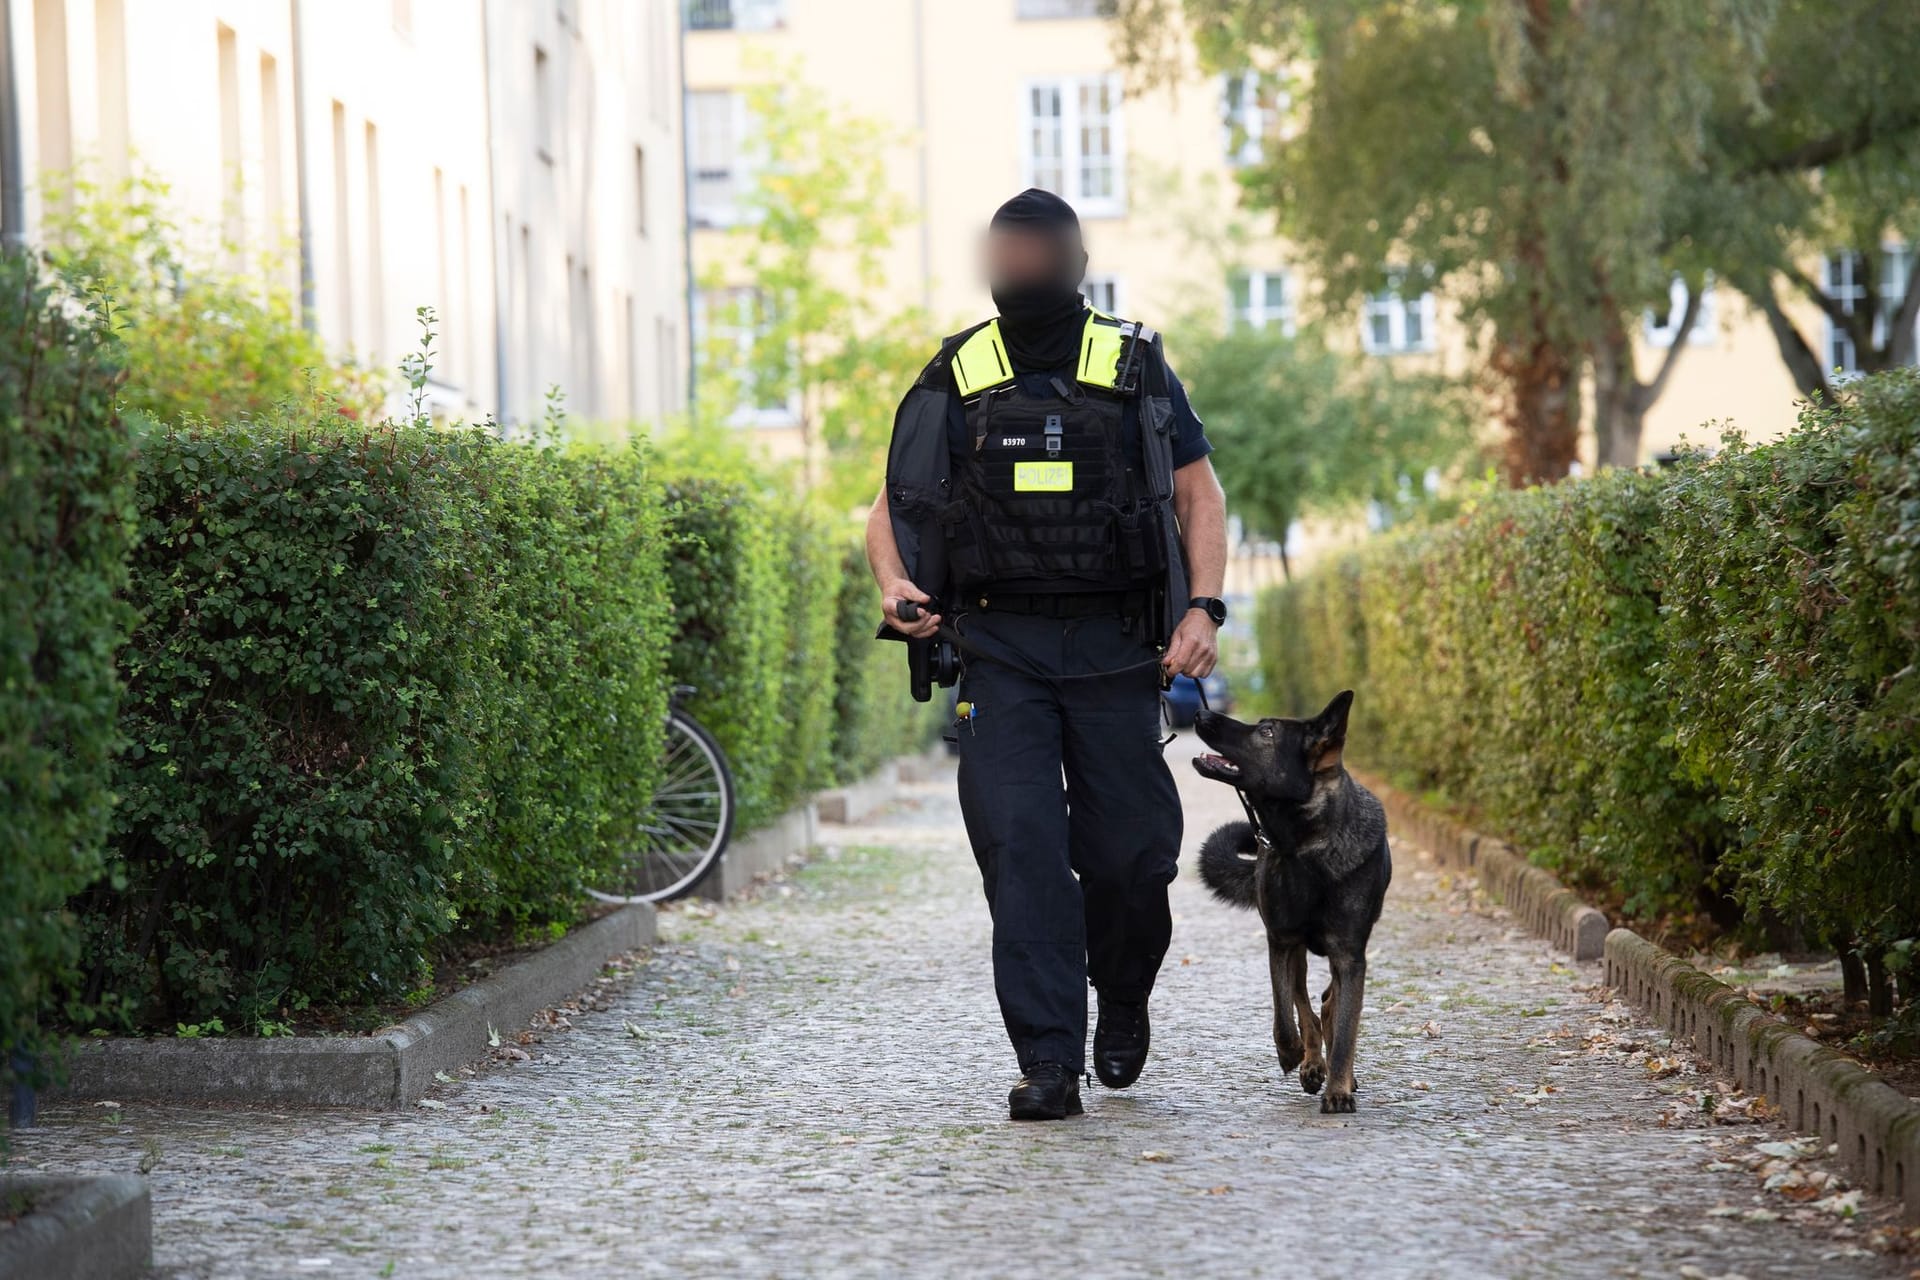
[[1261, 373, 1920, 946], [655, 465, 790, 832], [1660, 378, 1920, 949], [454, 441, 672, 937], [80, 414, 673, 1031], [770, 501, 844, 807], [830, 544, 941, 782], [0, 253, 138, 1084]]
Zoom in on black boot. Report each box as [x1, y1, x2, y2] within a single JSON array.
[[1093, 997, 1149, 1089], [1008, 1062, 1084, 1121]]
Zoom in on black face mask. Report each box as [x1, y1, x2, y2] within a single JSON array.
[[991, 273, 1087, 373]]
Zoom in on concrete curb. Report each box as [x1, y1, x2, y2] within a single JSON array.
[[0, 1174, 151, 1280], [896, 744, 949, 784], [700, 802, 818, 901], [816, 762, 900, 825], [1604, 927, 1920, 1216], [1352, 769, 1606, 961], [55, 904, 654, 1110], [1350, 765, 1920, 1219]]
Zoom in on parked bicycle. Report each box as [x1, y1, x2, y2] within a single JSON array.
[[588, 685, 735, 903]]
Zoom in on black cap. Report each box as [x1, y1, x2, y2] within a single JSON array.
[[989, 188, 1082, 243]]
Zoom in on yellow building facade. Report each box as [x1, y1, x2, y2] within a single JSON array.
[[684, 0, 1879, 470]]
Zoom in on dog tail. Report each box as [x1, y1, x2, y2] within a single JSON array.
[[1197, 822, 1261, 909]]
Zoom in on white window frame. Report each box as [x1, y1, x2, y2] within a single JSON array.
[[693, 286, 798, 428], [687, 0, 787, 31], [1082, 274, 1123, 315], [688, 89, 749, 228], [1020, 74, 1126, 219], [1643, 274, 1716, 348], [1220, 71, 1281, 168], [1824, 243, 1914, 379], [1360, 269, 1436, 355], [1228, 268, 1294, 334]]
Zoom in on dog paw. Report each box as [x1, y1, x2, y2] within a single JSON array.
[[1298, 1059, 1327, 1095], [1320, 1089, 1355, 1114]]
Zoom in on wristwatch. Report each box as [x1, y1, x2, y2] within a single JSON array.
[[1188, 596, 1227, 626]]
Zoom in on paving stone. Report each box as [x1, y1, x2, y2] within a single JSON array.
[[4, 737, 1903, 1279]]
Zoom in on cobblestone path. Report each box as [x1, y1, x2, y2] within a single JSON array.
[[6, 737, 1906, 1278]]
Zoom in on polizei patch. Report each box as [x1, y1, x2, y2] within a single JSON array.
[[1013, 461, 1073, 491]]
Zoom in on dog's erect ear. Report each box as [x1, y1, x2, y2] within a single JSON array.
[[1308, 690, 1354, 772]]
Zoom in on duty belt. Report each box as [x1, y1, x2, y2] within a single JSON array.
[[967, 590, 1150, 620]]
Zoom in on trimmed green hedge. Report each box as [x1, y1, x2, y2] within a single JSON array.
[[1, 254, 138, 1077], [79, 417, 671, 1031], [657, 454, 940, 828], [1260, 370, 1920, 950]]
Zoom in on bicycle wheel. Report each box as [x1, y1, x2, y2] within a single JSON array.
[[588, 708, 735, 903]]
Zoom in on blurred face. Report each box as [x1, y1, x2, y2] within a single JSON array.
[[984, 227, 1069, 292]]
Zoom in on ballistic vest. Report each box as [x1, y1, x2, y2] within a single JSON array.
[[879, 310, 1190, 643], [942, 311, 1163, 594]]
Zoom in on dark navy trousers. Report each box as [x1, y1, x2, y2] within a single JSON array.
[[952, 609, 1183, 1074]]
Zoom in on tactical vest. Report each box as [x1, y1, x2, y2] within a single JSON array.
[[942, 311, 1162, 593], [879, 309, 1190, 645]]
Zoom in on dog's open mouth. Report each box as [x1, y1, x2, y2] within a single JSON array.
[[1192, 752, 1242, 783]]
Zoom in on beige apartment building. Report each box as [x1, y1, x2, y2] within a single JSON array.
[[683, 0, 1902, 468], [3, 0, 689, 428]]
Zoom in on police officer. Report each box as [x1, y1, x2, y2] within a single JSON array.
[[865, 189, 1229, 1120]]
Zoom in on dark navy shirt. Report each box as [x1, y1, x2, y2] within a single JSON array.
[[942, 355, 1214, 470]]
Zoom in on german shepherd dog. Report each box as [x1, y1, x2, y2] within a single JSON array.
[[1191, 692, 1391, 1113]]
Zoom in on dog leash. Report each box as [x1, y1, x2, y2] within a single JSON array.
[[1191, 677, 1270, 848]]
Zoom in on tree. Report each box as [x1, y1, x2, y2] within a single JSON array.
[[697, 59, 937, 511], [1696, 0, 1920, 401], [1176, 321, 1480, 578], [1115, 1, 1769, 481]]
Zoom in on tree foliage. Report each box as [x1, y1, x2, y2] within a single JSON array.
[[43, 170, 382, 428], [1173, 321, 1480, 568], [1117, 1, 1920, 477], [697, 58, 937, 511]]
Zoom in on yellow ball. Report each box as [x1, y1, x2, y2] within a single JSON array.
[[956, 701, 973, 719]]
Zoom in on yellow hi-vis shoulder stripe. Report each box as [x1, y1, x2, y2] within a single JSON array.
[[952, 322, 1012, 397], [1079, 313, 1129, 390], [953, 312, 1138, 396]]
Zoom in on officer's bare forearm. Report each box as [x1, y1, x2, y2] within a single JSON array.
[[1174, 459, 1228, 598], [866, 487, 909, 589]]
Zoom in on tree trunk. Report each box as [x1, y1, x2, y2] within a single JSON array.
[[1867, 947, 1895, 1019], [1592, 285, 1702, 470], [1755, 279, 1833, 402], [1841, 944, 1868, 1007], [1491, 331, 1581, 486]]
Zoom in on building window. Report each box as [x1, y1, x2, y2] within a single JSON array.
[[1823, 246, 1913, 377], [1221, 71, 1282, 168], [686, 0, 787, 31], [1017, 0, 1117, 18], [1082, 275, 1122, 315], [694, 286, 794, 424], [1022, 76, 1124, 218], [1643, 275, 1716, 348], [688, 89, 746, 227], [1361, 269, 1435, 355], [534, 46, 554, 164], [1230, 270, 1294, 334]]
